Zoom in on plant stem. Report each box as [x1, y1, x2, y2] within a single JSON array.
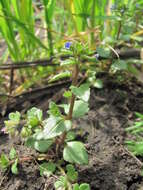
[[9, 68, 14, 94], [116, 11, 124, 41], [59, 64, 79, 146], [67, 64, 79, 120], [90, 0, 96, 46], [116, 20, 122, 40], [47, 25, 53, 56]]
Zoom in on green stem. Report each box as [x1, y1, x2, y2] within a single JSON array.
[[57, 165, 72, 190], [116, 20, 122, 40], [116, 11, 124, 41], [90, 0, 96, 46], [67, 64, 79, 120], [47, 25, 53, 56], [59, 64, 79, 145]]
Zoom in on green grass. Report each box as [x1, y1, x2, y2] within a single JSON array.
[[0, 0, 142, 62], [0, 0, 142, 93]]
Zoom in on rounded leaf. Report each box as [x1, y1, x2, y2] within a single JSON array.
[[41, 119, 72, 139], [34, 140, 53, 153], [70, 83, 90, 102], [63, 141, 88, 165], [39, 162, 56, 176]]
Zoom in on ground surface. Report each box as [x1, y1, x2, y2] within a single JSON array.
[[0, 74, 143, 190]]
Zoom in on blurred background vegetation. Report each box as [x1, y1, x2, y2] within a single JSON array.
[[0, 0, 143, 95]]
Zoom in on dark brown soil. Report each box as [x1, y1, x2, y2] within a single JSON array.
[[0, 74, 143, 190]]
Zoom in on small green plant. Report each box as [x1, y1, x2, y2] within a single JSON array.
[[54, 164, 90, 190], [1, 41, 99, 188], [39, 161, 56, 177], [3, 42, 98, 165], [54, 164, 78, 189], [125, 112, 143, 156], [73, 183, 90, 190], [0, 147, 18, 174]]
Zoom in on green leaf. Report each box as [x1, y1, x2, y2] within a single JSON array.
[[63, 90, 72, 98], [73, 183, 91, 190], [25, 136, 35, 148], [66, 164, 78, 182], [27, 107, 43, 127], [5, 111, 21, 130], [49, 71, 71, 82], [60, 58, 76, 66], [63, 141, 88, 165], [0, 0, 20, 61], [9, 147, 17, 160], [9, 111, 21, 122], [135, 112, 143, 119], [27, 107, 43, 121], [25, 137, 53, 153], [37, 118, 72, 140], [54, 176, 67, 190], [66, 131, 76, 142], [48, 101, 62, 117], [62, 100, 89, 118], [112, 60, 128, 70], [70, 0, 92, 32], [70, 83, 90, 102], [96, 47, 110, 58], [131, 36, 143, 42], [35, 116, 58, 139], [4, 120, 18, 128], [125, 121, 143, 133], [11, 158, 18, 175], [34, 140, 53, 153], [127, 64, 139, 75], [39, 162, 56, 177], [43, 0, 56, 22], [93, 79, 103, 89], [126, 141, 143, 156], [79, 183, 90, 190], [73, 183, 80, 190], [8, 14, 48, 51], [21, 127, 32, 138], [0, 153, 9, 170], [4, 120, 18, 136]]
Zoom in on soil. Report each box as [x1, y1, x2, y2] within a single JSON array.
[[0, 74, 143, 190]]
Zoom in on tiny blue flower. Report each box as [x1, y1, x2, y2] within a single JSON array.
[[65, 42, 72, 49], [136, 3, 139, 8]]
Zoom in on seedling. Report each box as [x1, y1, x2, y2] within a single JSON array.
[[0, 147, 18, 174], [1, 41, 98, 188], [126, 112, 143, 156], [39, 161, 56, 177], [31, 42, 90, 164], [0, 41, 104, 190], [125, 112, 143, 176], [3, 41, 99, 164], [4, 111, 21, 137], [54, 164, 90, 190]]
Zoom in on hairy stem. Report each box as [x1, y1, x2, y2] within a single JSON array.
[[116, 20, 122, 40], [67, 64, 79, 120], [116, 11, 124, 41], [59, 64, 79, 146], [90, 0, 96, 46]]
